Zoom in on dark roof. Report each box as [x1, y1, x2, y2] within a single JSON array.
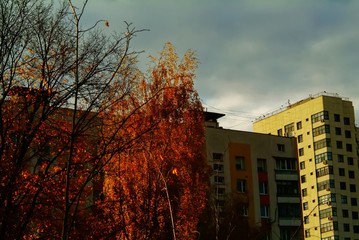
[[204, 111, 225, 122]]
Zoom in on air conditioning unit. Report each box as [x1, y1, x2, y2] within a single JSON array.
[[327, 201, 332, 206], [323, 160, 328, 165], [326, 187, 331, 191], [321, 119, 325, 122], [328, 216, 333, 220]]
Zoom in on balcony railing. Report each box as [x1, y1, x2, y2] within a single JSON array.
[[275, 169, 298, 181]]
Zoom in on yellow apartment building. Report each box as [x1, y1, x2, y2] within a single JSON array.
[[205, 112, 302, 240], [253, 92, 359, 240]]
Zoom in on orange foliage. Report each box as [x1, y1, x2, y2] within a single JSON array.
[[0, 39, 208, 239], [96, 43, 210, 240]]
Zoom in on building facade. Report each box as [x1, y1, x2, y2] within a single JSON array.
[[205, 112, 302, 240], [253, 92, 359, 240]]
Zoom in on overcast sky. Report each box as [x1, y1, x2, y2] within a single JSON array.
[[84, 0, 359, 131]]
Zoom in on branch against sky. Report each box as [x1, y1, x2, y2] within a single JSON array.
[[0, 1, 208, 239]]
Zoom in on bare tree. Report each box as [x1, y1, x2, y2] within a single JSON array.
[[0, 1, 208, 240], [0, 0, 147, 239], [198, 193, 268, 240]]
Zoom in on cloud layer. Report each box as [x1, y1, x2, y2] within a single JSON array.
[[85, 0, 359, 130]]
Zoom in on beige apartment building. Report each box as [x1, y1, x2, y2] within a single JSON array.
[[253, 92, 359, 240], [205, 112, 302, 240]]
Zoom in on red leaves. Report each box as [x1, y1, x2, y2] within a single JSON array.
[[96, 43, 209, 239], [0, 42, 208, 239]]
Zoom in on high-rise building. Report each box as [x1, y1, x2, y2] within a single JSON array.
[[205, 112, 302, 240], [253, 92, 359, 240]]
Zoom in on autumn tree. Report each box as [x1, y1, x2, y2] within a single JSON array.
[[0, 1, 208, 239], [96, 43, 210, 240], [0, 0, 146, 239]]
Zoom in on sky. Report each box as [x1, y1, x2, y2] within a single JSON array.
[[84, 0, 359, 131]]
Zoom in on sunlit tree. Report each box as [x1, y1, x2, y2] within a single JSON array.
[[97, 43, 209, 240], [0, 1, 208, 239]]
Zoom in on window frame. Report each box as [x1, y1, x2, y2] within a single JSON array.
[[235, 156, 245, 170]]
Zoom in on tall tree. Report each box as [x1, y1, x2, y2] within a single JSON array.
[[0, 0, 145, 239], [98, 43, 209, 240], [0, 1, 208, 239]]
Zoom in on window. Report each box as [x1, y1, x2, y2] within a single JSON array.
[[277, 129, 283, 136], [354, 225, 359, 233], [334, 114, 340, 122], [341, 195, 348, 204], [320, 208, 337, 219], [257, 158, 267, 172], [213, 163, 224, 173], [314, 138, 331, 150], [280, 228, 291, 240], [260, 205, 269, 218], [278, 203, 301, 218], [299, 148, 304, 156], [303, 202, 308, 210], [216, 199, 225, 208], [301, 175, 306, 183], [345, 130, 351, 138], [349, 171, 355, 179], [236, 179, 246, 192], [235, 156, 245, 170], [340, 182, 346, 190], [335, 127, 341, 135], [311, 111, 329, 123], [321, 222, 337, 233], [352, 211, 358, 220], [276, 158, 297, 170], [318, 193, 336, 205], [337, 154, 344, 162], [297, 121, 302, 130], [302, 188, 307, 197], [304, 216, 309, 224], [344, 117, 350, 125], [213, 153, 223, 161], [346, 144, 352, 152], [336, 141, 343, 149], [343, 223, 350, 232], [284, 123, 294, 136], [316, 166, 333, 177], [216, 187, 225, 196], [317, 179, 335, 191], [277, 144, 285, 152], [298, 134, 303, 143], [315, 152, 332, 163], [305, 229, 310, 238], [214, 176, 224, 184], [339, 168, 345, 176], [259, 182, 268, 195], [351, 198, 358, 206], [241, 205, 248, 216], [277, 181, 299, 196], [300, 161, 305, 170], [313, 124, 330, 137], [343, 209, 349, 218], [350, 184, 356, 193], [347, 157, 354, 165]]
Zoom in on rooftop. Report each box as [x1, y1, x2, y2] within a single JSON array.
[[254, 91, 350, 122]]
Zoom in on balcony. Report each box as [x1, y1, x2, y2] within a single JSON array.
[[277, 196, 300, 203], [275, 169, 298, 181], [278, 217, 301, 226]]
